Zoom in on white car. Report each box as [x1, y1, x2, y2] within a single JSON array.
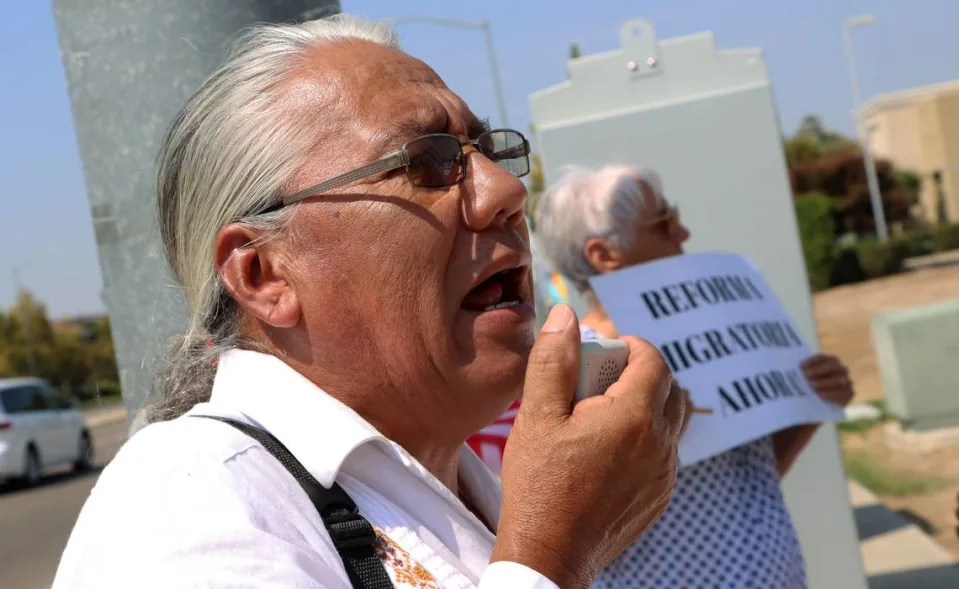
[[0, 377, 92, 487]]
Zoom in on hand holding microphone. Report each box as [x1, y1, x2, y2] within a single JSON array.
[[492, 304, 688, 588]]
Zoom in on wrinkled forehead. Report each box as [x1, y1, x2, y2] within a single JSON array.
[[286, 40, 486, 152]]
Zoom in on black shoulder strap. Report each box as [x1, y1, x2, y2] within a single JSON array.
[[196, 415, 394, 589]]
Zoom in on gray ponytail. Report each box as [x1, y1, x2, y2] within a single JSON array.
[[149, 15, 400, 422]]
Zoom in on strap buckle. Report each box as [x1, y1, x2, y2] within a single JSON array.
[[324, 504, 378, 550]]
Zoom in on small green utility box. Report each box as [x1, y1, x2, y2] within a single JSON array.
[[872, 297, 959, 431]]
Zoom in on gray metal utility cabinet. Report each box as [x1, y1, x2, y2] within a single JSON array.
[[529, 19, 867, 589]]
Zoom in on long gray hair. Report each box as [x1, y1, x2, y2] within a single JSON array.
[[149, 16, 399, 423]]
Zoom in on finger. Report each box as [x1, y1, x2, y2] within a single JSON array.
[[662, 381, 687, 443], [521, 304, 581, 421], [604, 335, 672, 414], [801, 354, 835, 369], [679, 388, 693, 434], [807, 375, 852, 391], [814, 387, 854, 404], [802, 362, 847, 380]]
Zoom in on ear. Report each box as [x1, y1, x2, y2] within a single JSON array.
[[583, 237, 624, 274], [214, 223, 301, 329]]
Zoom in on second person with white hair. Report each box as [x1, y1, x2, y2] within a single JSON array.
[[470, 164, 856, 588]]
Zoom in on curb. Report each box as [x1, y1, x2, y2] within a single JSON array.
[[849, 481, 959, 585]]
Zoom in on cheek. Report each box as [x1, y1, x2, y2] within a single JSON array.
[[630, 234, 678, 263], [301, 200, 458, 318]]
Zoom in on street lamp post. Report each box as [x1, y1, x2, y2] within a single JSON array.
[[384, 16, 510, 128], [843, 14, 889, 242]]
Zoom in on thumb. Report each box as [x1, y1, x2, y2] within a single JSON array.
[[521, 304, 581, 421]]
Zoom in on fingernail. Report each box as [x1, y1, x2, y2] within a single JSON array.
[[541, 304, 574, 333]]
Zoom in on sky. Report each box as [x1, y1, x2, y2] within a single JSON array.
[[2, 0, 958, 318]]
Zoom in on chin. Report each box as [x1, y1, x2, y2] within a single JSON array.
[[466, 344, 529, 398]]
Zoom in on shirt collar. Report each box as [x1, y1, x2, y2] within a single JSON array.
[[205, 348, 502, 524], [207, 349, 389, 488]]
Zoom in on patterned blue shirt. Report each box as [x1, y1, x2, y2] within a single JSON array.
[[581, 325, 807, 589]]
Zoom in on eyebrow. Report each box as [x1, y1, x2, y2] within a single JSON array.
[[389, 107, 450, 143], [387, 112, 491, 147], [466, 115, 492, 138], [393, 118, 438, 141]]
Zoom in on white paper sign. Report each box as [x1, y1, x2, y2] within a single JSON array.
[[589, 252, 844, 466]]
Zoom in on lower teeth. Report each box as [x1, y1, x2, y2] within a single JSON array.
[[483, 300, 520, 311]]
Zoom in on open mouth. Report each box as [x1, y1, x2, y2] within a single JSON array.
[[461, 267, 529, 312]]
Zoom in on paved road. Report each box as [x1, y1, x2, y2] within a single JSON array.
[[0, 419, 129, 589]]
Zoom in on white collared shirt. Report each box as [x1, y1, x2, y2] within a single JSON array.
[[53, 350, 558, 589]]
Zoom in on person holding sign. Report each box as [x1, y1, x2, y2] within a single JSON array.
[[469, 164, 854, 589]]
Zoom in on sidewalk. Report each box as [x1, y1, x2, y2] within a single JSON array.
[[851, 481, 959, 588]]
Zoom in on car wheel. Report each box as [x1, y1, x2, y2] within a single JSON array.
[[21, 445, 41, 487], [74, 431, 93, 472]]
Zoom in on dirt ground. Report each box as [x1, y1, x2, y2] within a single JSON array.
[[814, 265, 959, 403], [843, 428, 959, 557], [813, 265, 959, 557]]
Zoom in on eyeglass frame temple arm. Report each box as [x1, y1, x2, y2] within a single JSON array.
[[282, 133, 530, 206], [283, 151, 411, 206]]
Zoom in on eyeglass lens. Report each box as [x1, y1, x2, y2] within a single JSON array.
[[405, 130, 530, 188]]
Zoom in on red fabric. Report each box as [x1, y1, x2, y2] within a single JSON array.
[[466, 400, 520, 476]]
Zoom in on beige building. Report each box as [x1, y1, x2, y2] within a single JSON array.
[[860, 79, 959, 224]]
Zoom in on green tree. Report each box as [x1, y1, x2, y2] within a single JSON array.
[[794, 193, 838, 290], [783, 135, 822, 167], [0, 290, 121, 400], [785, 114, 918, 236], [3, 290, 56, 377], [528, 153, 545, 194], [526, 153, 545, 228], [566, 43, 583, 79], [0, 311, 14, 375], [783, 115, 856, 167], [794, 115, 856, 154]]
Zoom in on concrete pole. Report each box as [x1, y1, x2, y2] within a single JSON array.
[[53, 1, 341, 420]]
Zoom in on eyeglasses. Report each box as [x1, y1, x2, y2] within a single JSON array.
[[638, 205, 682, 238], [281, 129, 531, 207]]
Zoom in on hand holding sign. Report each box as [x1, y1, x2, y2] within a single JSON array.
[[801, 354, 855, 407], [590, 252, 844, 466]]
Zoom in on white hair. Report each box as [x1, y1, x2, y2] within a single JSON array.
[[534, 164, 665, 298], [151, 15, 400, 422]]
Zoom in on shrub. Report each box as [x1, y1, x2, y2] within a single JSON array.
[[894, 230, 935, 258], [842, 449, 946, 496], [94, 380, 122, 398], [794, 193, 837, 291], [829, 245, 866, 286], [932, 223, 959, 252], [854, 234, 927, 279]]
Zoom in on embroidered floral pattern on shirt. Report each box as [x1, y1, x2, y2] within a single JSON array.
[[374, 530, 441, 588]]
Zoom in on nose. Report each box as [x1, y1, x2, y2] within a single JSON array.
[[460, 151, 528, 231], [675, 223, 691, 244]]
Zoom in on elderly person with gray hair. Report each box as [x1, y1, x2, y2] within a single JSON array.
[[52, 16, 688, 589], [471, 164, 856, 588]]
